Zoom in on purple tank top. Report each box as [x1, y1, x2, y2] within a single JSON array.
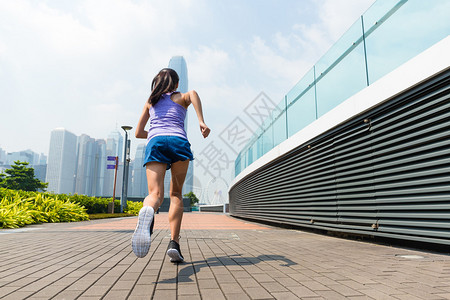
[[147, 92, 188, 142]]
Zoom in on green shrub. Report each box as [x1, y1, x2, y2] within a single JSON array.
[[61, 194, 120, 214], [0, 189, 119, 214], [32, 193, 121, 214], [0, 188, 89, 229], [124, 201, 143, 215], [184, 191, 199, 207], [0, 197, 34, 228]]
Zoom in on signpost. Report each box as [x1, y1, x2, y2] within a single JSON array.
[[107, 156, 119, 213]]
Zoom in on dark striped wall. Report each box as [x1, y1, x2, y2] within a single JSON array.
[[229, 69, 450, 246]]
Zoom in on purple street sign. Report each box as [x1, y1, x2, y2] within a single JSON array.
[[107, 165, 116, 169], [107, 156, 116, 161]]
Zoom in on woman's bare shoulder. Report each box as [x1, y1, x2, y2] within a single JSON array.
[[171, 92, 189, 108], [181, 90, 197, 105]]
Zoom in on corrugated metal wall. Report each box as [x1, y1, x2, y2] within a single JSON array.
[[229, 69, 450, 246]]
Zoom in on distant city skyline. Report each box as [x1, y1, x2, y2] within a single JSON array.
[[0, 147, 47, 184], [44, 127, 139, 197], [0, 147, 47, 166]]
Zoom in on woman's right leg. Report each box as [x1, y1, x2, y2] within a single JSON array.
[[131, 161, 166, 258], [143, 162, 167, 211]]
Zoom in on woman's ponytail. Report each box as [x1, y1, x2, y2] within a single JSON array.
[[148, 68, 179, 106]]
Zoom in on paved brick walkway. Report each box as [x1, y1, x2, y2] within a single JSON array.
[[1, 213, 450, 299]]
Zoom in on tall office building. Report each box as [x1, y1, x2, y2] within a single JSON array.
[[168, 56, 194, 195], [103, 130, 124, 197], [168, 56, 189, 133], [46, 128, 77, 194], [168, 56, 188, 94], [74, 134, 97, 195], [107, 131, 123, 162], [92, 139, 106, 197], [38, 153, 47, 165], [131, 143, 147, 197]]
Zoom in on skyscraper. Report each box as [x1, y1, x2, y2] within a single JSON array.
[[106, 131, 124, 162], [168, 56, 194, 195], [168, 56, 188, 93], [46, 128, 77, 194], [74, 134, 97, 195], [131, 143, 147, 197], [92, 139, 106, 197], [103, 130, 124, 197]]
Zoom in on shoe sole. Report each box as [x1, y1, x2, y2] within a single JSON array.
[[167, 248, 184, 263], [131, 207, 153, 258]]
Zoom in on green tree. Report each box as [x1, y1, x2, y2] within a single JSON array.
[[0, 161, 48, 192], [184, 191, 199, 208]]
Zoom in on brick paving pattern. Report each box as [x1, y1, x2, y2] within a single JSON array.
[[1, 212, 449, 299]]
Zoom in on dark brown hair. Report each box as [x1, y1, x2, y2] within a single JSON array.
[[148, 68, 179, 106]]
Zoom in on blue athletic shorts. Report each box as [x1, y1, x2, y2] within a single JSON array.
[[143, 136, 194, 170]]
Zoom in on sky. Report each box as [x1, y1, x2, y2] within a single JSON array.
[[0, 0, 376, 195]]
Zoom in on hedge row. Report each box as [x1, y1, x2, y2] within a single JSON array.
[[0, 188, 120, 214], [0, 189, 89, 228], [0, 188, 143, 229]]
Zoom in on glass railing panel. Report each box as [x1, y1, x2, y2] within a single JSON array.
[[285, 68, 316, 137], [243, 131, 258, 156], [360, 0, 402, 30], [262, 121, 274, 156], [316, 45, 367, 117], [315, 17, 364, 77], [243, 148, 248, 170], [363, 0, 450, 84], [247, 144, 254, 166], [251, 142, 258, 164], [287, 87, 316, 137], [315, 20, 367, 117], [272, 100, 287, 147], [234, 153, 241, 176], [254, 112, 272, 158], [286, 68, 315, 107], [256, 133, 264, 160]]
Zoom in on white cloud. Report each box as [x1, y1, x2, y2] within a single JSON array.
[[320, 0, 375, 40], [246, 0, 376, 96], [250, 36, 312, 86], [188, 46, 233, 85]]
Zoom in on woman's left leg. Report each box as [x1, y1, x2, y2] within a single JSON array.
[[166, 159, 189, 263], [168, 160, 189, 242]]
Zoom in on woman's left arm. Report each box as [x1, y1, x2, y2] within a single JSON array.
[[135, 103, 150, 139]]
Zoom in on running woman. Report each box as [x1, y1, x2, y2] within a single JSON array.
[[132, 68, 210, 262]]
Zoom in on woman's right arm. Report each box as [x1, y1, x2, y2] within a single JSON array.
[[186, 90, 210, 138], [135, 102, 150, 139]]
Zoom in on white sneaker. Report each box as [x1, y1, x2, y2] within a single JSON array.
[[131, 206, 154, 258]]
